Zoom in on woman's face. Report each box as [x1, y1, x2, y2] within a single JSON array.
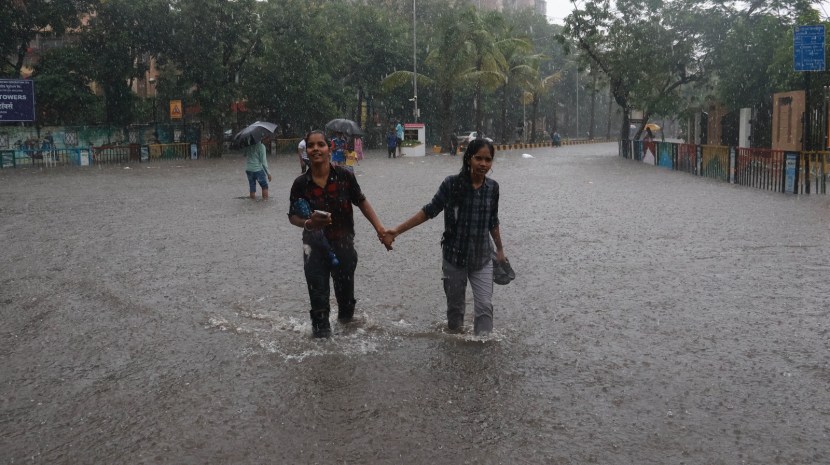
[[470, 146, 493, 177], [306, 133, 330, 165]]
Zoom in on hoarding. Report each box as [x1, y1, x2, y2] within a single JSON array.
[[0, 79, 35, 122]]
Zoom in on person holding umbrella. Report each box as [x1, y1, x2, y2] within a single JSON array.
[[287, 130, 389, 338], [234, 121, 277, 200], [244, 137, 271, 200]]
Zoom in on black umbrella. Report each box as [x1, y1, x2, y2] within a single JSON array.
[[233, 121, 277, 147], [325, 118, 363, 136]]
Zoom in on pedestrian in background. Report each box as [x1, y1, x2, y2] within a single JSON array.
[[288, 130, 390, 338], [387, 128, 398, 159], [382, 138, 507, 336], [354, 135, 364, 163], [395, 121, 404, 157], [331, 131, 347, 167], [297, 135, 309, 173], [244, 139, 271, 200]]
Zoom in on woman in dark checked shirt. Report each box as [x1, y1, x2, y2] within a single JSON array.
[[383, 138, 507, 336]]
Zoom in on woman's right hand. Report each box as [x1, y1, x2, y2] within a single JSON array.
[[308, 211, 332, 230]]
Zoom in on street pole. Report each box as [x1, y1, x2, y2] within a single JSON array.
[[413, 0, 418, 122], [576, 69, 580, 139]]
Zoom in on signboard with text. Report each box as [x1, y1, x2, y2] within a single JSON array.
[[0, 79, 35, 122], [794, 25, 825, 71]]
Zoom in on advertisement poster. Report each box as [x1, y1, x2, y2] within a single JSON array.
[[0, 79, 35, 122], [784, 152, 797, 193]]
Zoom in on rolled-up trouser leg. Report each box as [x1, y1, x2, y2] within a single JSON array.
[[468, 260, 494, 335], [442, 259, 468, 330]]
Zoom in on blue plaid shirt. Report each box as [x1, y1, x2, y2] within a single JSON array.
[[422, 175, 500, 269]]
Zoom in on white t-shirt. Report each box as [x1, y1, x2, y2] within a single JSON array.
[[298, 139, 307, 160]]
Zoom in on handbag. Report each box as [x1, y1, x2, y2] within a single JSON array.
[[493, 256, 515, 285]]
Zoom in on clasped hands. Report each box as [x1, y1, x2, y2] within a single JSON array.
[[376, 228, 399, 251]]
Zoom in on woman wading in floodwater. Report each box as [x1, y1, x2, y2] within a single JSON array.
[[287, 130, 388, 338], [383, 138, 509, 336]]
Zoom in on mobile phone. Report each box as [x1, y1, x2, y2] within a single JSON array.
[[312, 210, 331, 218]]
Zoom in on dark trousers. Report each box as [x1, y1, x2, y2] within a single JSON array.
[[304, 240, 358, 319]]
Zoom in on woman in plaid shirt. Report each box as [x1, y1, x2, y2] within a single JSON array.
[[288, 130, 389, 338], [383, 139, 507, 336]]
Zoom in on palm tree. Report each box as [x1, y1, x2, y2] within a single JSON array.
[[461, 10, 506, 135], [494, 31, 537, 143], [521, 65, 563, 143]]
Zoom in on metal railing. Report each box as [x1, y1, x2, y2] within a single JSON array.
[[1, 141, 224, 169], [619, 140, 829, 195], [736, 148, 785, 193]]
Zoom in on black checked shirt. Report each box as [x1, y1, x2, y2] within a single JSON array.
[[422, 175, 500, 269], [288, 164, 366, 245]]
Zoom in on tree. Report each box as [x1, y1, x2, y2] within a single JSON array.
[[162, 0, 263, 137], [31, 47, 99, 125], [522, 66, 563, 143], [382, 3, 467, 150], [562, 0, 723, 139], [80, 0, 169, 125], [494, 28, 535, 143], [1, 0, 94, 78]]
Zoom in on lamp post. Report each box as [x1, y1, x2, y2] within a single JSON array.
[[412, 0, 419, 122]]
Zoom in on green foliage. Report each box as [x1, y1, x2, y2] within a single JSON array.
[[1, 0, 95, 77], [18, 0, 824, 147], [31, 47, 100, 125]]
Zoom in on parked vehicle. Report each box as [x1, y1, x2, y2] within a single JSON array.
[[456, 130, 493, 154]]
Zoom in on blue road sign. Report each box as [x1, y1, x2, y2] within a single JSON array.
[[794, 25, 825, 72], [0, 79, 36, 122]]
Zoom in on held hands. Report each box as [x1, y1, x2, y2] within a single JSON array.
[[378, 228, 398, 251]]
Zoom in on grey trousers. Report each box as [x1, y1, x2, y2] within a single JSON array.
[[442, 258, 494, 335]]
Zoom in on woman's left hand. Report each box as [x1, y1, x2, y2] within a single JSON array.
[[267, 174, 272, 182], [495, 249, 506, 263]]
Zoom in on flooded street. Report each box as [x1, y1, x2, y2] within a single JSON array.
[[2, 142, 829, 464]]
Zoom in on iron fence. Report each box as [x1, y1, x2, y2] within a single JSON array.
[[618, 140, 828, 195], [1, 141, 223, 169], [736, 148, 785, 193], [796, 151, 829, 194]]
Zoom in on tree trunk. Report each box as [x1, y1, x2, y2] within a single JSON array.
[[530, 96, 540, 143], [439, 89, 455, 151], [474, 80, 483, 135], [620, 108, 630, 141], [356, 86, 364, 128], [606, 86, 613, 139], [588, 73, 597, 139], [500, 84, 509, 143]]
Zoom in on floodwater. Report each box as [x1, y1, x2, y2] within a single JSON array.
[[1, 143, 829, 464]]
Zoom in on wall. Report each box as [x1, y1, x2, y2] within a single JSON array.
[[771, 90, 804, 151]]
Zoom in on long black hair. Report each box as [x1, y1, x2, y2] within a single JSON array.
[[450, 138, 495, 205]]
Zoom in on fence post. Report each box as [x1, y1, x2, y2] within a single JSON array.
[[695, 145, 702, 176], [729, 146, 736, 183]]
